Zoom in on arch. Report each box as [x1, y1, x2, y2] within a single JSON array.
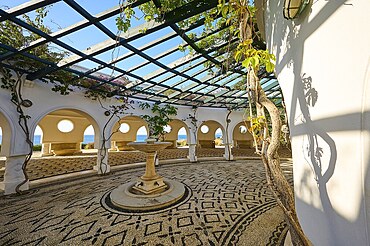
[[165, 119, 190, 148], [34, 125, 43, 145], [31, 106, 101, 145], [111, 115, 148, 150], [34, 108, 100, 156], [0, 110, 13, 157], [136, 126, 148, 142], [214, 127, 223, 147], [82, 125, 95, 150], [198, 120, 225, 149], [232, 121, 253, 149]]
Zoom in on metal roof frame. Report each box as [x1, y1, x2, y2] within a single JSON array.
[[0, 0, 281, 108]]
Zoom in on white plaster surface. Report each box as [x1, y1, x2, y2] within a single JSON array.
[[264, 0, 370, 244]]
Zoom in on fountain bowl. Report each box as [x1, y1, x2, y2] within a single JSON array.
[[127, 141, 171, 153]]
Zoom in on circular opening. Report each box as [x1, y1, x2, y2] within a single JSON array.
[[119, 123, 130, 133], [200, 125, 209, 134], [163, 125, 171, 133], [239, 125, 248, 134], [57, 119, 74, 133]]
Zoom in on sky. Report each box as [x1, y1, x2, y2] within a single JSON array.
[[0, 1, 242, 95], [0, 1, 191, 81]]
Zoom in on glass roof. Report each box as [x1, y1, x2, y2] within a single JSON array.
[[0, 0, 281, 108]]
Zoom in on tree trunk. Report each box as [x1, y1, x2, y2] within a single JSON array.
[[248, 68, 312, 246]]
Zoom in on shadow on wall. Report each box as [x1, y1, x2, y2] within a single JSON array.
[[266, 0, 368, 244]]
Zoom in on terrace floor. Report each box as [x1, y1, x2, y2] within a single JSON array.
[[0, 148, 292, 181], [0, 159, 293, 245]]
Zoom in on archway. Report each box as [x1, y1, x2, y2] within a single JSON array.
[[32, 125, 43, 157], [37, 109, 98, 156], [0, 111, 12, 157], [214, 127, 224, 148], [82, 125, 96, 152], [232, 121, 253, 149], [198, 120, 225, 149], [163, 119, 189, 148], [111, 115, 148, 150], [177, 127, 188, 147], [136, 126, 148, 142]]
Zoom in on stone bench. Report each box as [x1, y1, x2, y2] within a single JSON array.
[[164, 140, 177, 149], [51, 142, 81, 156], [235, 140, 253, 149], [115, 141, 135, 151], [198, 140, 215, 148]]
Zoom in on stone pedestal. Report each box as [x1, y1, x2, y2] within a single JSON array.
[[132, 152, 167, 194], [109, 141, 186, 211]]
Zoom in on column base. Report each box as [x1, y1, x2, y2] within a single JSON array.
[[223, 154, 234, 161], [187, 156, 198, 162], [0, 179, 29, 195], [93, 164, 111, 174], [132, 176, 167, 194]]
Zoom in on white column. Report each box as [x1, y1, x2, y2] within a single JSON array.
[[94, 148, 110, 174], [0, 155, 30, 194], [41, 142, 53, 156], [223, 127, 234, 161], [187, 129, 197, 162]]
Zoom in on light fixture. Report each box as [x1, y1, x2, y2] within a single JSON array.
[[283, 0, 309, 19], [21, 99, 33, 107]]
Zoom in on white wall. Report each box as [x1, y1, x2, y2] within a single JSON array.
[[264, 0, 370, 244], [0, 77, 246, 156]]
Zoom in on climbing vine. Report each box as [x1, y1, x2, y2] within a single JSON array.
[[115, 1, 310, 244], [139, 102, 177, 141]]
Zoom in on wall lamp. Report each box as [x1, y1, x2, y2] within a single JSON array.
[[21, 99, 33, 107], [283, 0, 309, 19]]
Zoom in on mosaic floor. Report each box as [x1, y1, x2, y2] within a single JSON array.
[[0, 160, 292, 245], [0, 148, 292, 181]]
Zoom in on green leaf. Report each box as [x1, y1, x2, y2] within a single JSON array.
[[242, 58, 251, 68]]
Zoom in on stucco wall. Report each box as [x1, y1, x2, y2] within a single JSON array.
[[111, 116, 148, 142], [198, 120, 224, 141], [233, 121, 253, 142], [264, 0, 370, 244], [39, 110, 91, 143]]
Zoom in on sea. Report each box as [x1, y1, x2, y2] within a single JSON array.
[[0, 134, 190, 145]]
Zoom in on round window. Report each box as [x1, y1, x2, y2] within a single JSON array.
[[239, 125, 248, 134], [57, 119, 74, 133], [119, 123, 130, 133], [200, 125, 209, 134], [163, 125, 172, 133]]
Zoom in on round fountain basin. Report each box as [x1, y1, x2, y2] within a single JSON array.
[[127, 141, 171, 153], [109, 179, 186, 211]]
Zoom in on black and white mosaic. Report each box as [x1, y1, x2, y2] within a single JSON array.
[[0, 160, 293, 245]]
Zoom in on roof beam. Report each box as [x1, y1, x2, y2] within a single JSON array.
[[0, 0, 60, 22]]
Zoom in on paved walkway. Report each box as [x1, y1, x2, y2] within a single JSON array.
[[0, 148, 291, 181], [0, 159, 292, 245]]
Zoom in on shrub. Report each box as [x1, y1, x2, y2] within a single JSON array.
[[33, 144, 42, 151], [214, 138, 223, 146], [84, 143, 94, 149], [177, 139, 187, 147]]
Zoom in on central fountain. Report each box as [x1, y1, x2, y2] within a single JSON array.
[[109, 140, 186, 211]]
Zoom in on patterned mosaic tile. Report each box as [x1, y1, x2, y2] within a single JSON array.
[[0, 148, 291, 181], [0, 160, 292, 245]]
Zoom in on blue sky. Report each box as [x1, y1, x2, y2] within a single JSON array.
[[1, 1, 193, 82], [1, 1, 248, 105]]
